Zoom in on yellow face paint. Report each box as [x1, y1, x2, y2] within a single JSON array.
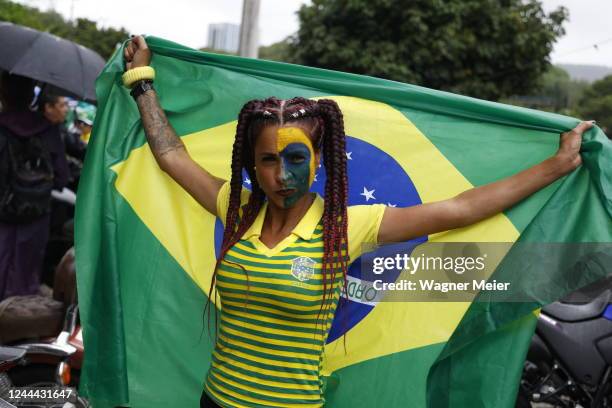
[[276, 126, 316, 186]]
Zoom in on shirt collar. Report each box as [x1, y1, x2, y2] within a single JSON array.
[[242, 193, 324, 241]]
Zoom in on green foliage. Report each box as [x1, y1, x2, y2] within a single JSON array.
[[0, 0, 128, 59], [290, 0, 567, 100], [504, 66, 589, 115], [539, 65, 571, 110], [259, 38, 293, 62], [577, 75, 612, 134], [538, 66, 589, 114]]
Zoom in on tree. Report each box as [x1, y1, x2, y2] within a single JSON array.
[[577, 75, 612, 134], [539, 66, 571, 111], [72, 18, 128, 60], [0, 0, 128, 59], [537, 66, 589, 114], [290, 0, 567, 100], [259, 38, 293, 62], [504, 66, 589, 115]]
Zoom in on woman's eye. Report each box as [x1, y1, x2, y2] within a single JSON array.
[[262, 156, 277, 162], [290, 155, 306, 163]]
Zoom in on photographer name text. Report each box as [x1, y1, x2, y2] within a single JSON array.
[[373, 279, 510, 293]]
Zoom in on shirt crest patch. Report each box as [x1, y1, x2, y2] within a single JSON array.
[[291, 256, 316, 282]]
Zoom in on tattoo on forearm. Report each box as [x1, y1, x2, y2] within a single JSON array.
[[136, 90, 185, 157]]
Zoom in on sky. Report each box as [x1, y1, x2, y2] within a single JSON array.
[[15, 0, 612, 67]]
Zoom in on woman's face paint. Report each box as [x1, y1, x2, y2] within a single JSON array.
[[276, 127, 316, 208]]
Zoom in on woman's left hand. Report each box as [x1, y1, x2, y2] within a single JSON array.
[[555, 121, 595, 175]]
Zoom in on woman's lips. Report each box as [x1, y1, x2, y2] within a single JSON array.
[[276, 188, 296, 197]]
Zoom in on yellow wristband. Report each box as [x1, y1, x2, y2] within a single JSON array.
[[122, 66, 155, 88]]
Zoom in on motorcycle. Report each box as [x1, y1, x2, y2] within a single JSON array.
[[0, 248, 88, 408], [517, 281, 612, 408]]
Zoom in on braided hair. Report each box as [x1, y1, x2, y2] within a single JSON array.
[[203, 97, 349, 339]]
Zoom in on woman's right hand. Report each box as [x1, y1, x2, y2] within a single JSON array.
[[124, 35, 151, 71]]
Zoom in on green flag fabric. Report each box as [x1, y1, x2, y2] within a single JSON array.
[[75, 36, 612, 408]]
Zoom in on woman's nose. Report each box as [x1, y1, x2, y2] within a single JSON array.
[[276, 161, 290, 184]]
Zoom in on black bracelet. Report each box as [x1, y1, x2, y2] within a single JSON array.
[[130, 80, 154, 100]]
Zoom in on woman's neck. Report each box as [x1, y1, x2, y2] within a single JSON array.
[[263, 192, 315, 236]]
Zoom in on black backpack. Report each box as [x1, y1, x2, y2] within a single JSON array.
[[0, 127, 55, 223]]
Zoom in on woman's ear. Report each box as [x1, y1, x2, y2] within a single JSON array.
[[314, 151, 321, 168]]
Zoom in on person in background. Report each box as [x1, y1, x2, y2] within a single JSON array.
[[38, 91, 80, 193], [66, 101, 94, 152], [64, 101, 95, 190], [38, 90, 80, 284], [0, 72, 69, 300], [74, 101, 95, 144], [38, 92, 69, 126], [61, 101, 92, 191]]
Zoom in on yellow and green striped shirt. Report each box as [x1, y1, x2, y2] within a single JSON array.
[[204, 182, 386, 408]]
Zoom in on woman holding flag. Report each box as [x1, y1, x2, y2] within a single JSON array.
[[123, 36, 593, 408]]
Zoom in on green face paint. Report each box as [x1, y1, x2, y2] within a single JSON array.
[[276, 127, 316, 208]]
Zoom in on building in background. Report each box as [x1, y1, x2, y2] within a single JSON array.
[[207, 23, 240, 53]]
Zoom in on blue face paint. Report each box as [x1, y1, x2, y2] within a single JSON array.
[[278, 142, 313, 208], [275, 126, 316, 208]]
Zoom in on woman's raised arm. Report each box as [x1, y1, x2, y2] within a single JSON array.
[[377, 121, 595, 243], [124, 36, 225, 216]]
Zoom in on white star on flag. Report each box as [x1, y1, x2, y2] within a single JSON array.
[[346, 151, 353, 160], [360, 186, 376, 202], [387, 202, 397, 207], [244, 177, 251, 185]]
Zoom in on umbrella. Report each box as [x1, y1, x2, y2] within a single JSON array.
[[0, 22, 106, 102]]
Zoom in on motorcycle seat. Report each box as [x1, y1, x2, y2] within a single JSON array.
[[0, 248, 76, 345], [0, 295, 64, 344], [543, 290, 611, 322]]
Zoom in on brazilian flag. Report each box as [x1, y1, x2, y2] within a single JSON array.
[[75, 37, 612, 408]]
